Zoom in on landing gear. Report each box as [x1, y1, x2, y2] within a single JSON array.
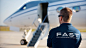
[[20, 29, 32, 45], [20, 30, 27, 45], [20, 39, 27, 45]]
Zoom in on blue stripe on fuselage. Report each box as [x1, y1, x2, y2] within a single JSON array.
[[4, 0, 86, 21]]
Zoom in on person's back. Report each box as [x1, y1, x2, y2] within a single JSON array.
[[47, 8, 82, 48], [48, 23, 82, 48]]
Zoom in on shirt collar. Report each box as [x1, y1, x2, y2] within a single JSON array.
[[60, 23, 72, 26]]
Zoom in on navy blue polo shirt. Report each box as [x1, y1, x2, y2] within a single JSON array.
[[47, 23, 82, 48]]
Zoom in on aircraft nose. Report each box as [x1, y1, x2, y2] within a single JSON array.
[[3, 19, 8, 24], [3, 18, 11, 25]]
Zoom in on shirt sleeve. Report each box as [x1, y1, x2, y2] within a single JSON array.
[[47, 29, 53, 47], [75, 32, 82, 48]]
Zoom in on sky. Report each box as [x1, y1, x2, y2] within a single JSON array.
[[0, 0, 86, 27], [0, 0, 30, 26]]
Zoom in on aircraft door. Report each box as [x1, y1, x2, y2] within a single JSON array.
[[38, 2, 49, 23]]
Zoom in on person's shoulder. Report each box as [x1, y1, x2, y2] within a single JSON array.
[[49, 27, 60, 33], [51, 26, 60, 31], [72, 26, 80, 33]]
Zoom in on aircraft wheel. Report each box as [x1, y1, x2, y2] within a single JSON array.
[[20, 39, 27, 45]]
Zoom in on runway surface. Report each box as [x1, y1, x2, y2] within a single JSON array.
[[0, 31, 86, 48]]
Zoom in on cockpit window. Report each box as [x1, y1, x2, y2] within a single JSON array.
[[23, 6, 26, 9], [20, 5, 26, 10], [26, 1, 40, 9]]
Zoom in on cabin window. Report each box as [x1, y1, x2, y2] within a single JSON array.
[[56, 7, 63, 13], [73, 6, 80, 12]]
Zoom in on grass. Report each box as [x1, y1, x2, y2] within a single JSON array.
[[0, 26, 86, 32], [0, 26, 36, 32], [78, 29, 86, 32], [0, 26, 10, 31]]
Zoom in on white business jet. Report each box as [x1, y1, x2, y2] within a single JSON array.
[[3, 0, 86, 48]]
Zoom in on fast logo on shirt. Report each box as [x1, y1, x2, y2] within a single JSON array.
[[56, 32, 79, 39]]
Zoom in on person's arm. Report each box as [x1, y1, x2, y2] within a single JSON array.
[[75, 32, 82, 48], [47, 30, 53, 48]]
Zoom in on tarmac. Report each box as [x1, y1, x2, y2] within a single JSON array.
[[0, 31, 86, 48]]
